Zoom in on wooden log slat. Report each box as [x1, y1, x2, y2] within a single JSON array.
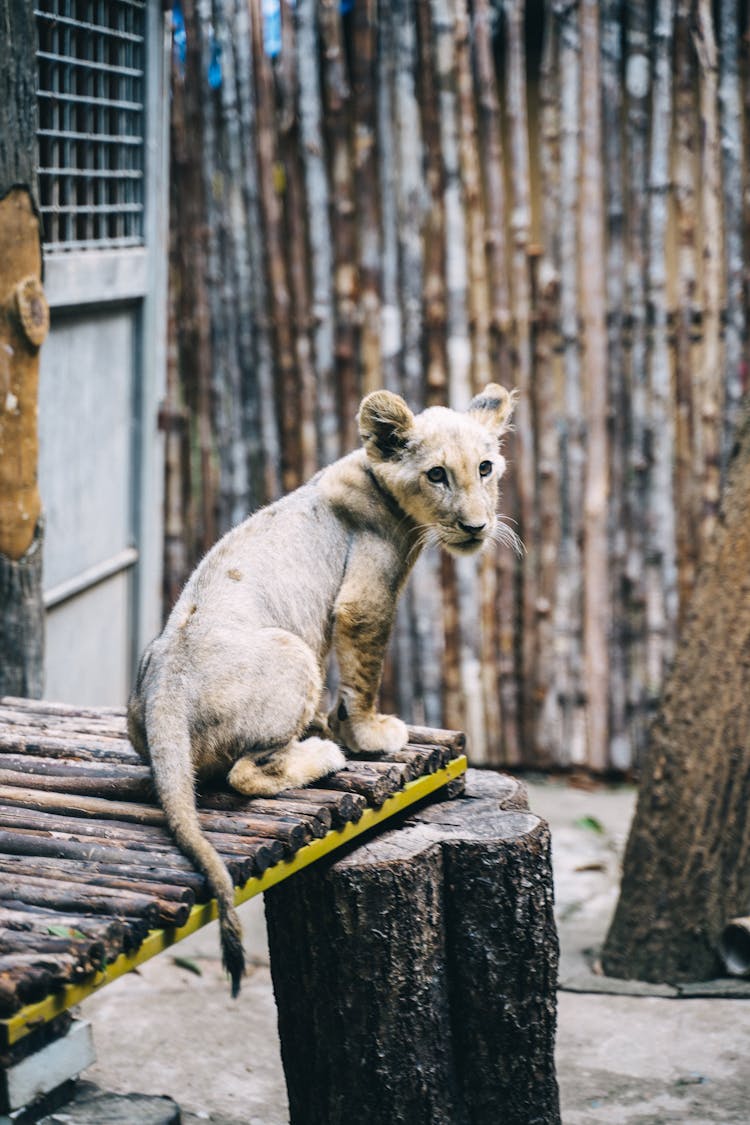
[[219, 807, 328, 840], [192, 833, 280, 872], [0, 878, 170, 928], [0, 767, 152, 800], [198, 812, 310, 848], [0, 968, 52, 1016], [276, 788, 366, 826], [0, 810, 281, 877], [0, 803, 178, 843], [0, 802, 284, 863], [197, 785, 364, 828], [0, 816, 268, 874], [226, 798, 332, 833], [0, 714, 130, 745], [388, 745, 441, 777], [0, 855, 196, 909], [0, 827, 231, 881], [0, 715, 128, 742], [0, 853, 208, 899], [0, 706, 127, 729], [0, 906, 126, 959], [0, 929, 105, 972], [0, 735, 136, 764], [405, 725, 466, 753], [347, 759, 409, 785], [399, 742, 455, 770], [0, 753, 150, 779], [0, 807, 304, 872], [0, 960, 81, 1016], [0, 944, 126, 1015], [0, 825, 262, 885], [0, 785, 311, 847], [0, 858, 194, 906], [0, 951, 97, 981], [0, 899, 151, 952], [0, 697, 126, 721], [0, 733, 136, 759], [312, 765, 405, 807]]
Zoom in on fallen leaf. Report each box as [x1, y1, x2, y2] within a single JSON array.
[[574, 815, 606, 835], [172, 955, 203, 976]]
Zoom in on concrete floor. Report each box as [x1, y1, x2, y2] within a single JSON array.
[[529, 780, 750, 1125], [78, 776, 750, 1124]]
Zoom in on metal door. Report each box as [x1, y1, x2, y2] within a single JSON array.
[[35, 0, 169, 705]]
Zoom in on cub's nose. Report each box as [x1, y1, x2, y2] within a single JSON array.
[[458, 520, 487, 536]]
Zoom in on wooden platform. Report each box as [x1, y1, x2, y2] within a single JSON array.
[[0, 698, 466, 1047]]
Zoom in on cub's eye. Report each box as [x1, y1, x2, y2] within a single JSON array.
[[426, 466, 448, 485], [479, 460, 493, 477]]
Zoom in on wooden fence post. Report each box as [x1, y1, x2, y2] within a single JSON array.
[[0, 0, 46, 699]]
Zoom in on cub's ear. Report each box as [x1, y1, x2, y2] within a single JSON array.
[[358, 390, 415, 461], [468, 383, 517, 437]]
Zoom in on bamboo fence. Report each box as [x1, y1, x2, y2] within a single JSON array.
[[165, 0, 749, 772]]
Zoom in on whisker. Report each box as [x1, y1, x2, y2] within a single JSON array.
[[405, 525, 435, 565], [492, 520, 525, 556]]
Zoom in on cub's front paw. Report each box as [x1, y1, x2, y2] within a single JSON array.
[[331, 709, 408, 755]]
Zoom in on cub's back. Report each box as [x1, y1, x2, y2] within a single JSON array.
[[169, 479, 352, 657]]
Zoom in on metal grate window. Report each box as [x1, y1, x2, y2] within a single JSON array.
[[36, 0, 147, 252]]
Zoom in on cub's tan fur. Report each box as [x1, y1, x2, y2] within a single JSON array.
[[127, 383, 516, 994]]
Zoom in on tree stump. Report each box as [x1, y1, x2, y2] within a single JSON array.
[[265, 770, 560, 1125]]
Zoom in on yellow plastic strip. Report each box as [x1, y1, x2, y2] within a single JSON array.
[[0, 756, 466, 1047]]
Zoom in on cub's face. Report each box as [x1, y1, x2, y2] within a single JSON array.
[[358, 384, 518, 557]]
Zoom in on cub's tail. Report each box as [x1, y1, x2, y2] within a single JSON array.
[[129, 688, 245, 996]]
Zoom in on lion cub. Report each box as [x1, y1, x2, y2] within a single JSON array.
[[128, 383, 516, 993]]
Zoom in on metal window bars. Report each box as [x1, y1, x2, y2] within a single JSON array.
[[35, 0, 147, 252]]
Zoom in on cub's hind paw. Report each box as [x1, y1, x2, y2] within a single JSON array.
[[290, 737, 347, 785], [228, 738, 346, 796], [228, 756, 288, 797]]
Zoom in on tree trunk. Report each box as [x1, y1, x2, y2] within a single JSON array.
[[0, 0, 45, 698], [602, 410, 750, 982], [265, 771, 560, 1125]]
